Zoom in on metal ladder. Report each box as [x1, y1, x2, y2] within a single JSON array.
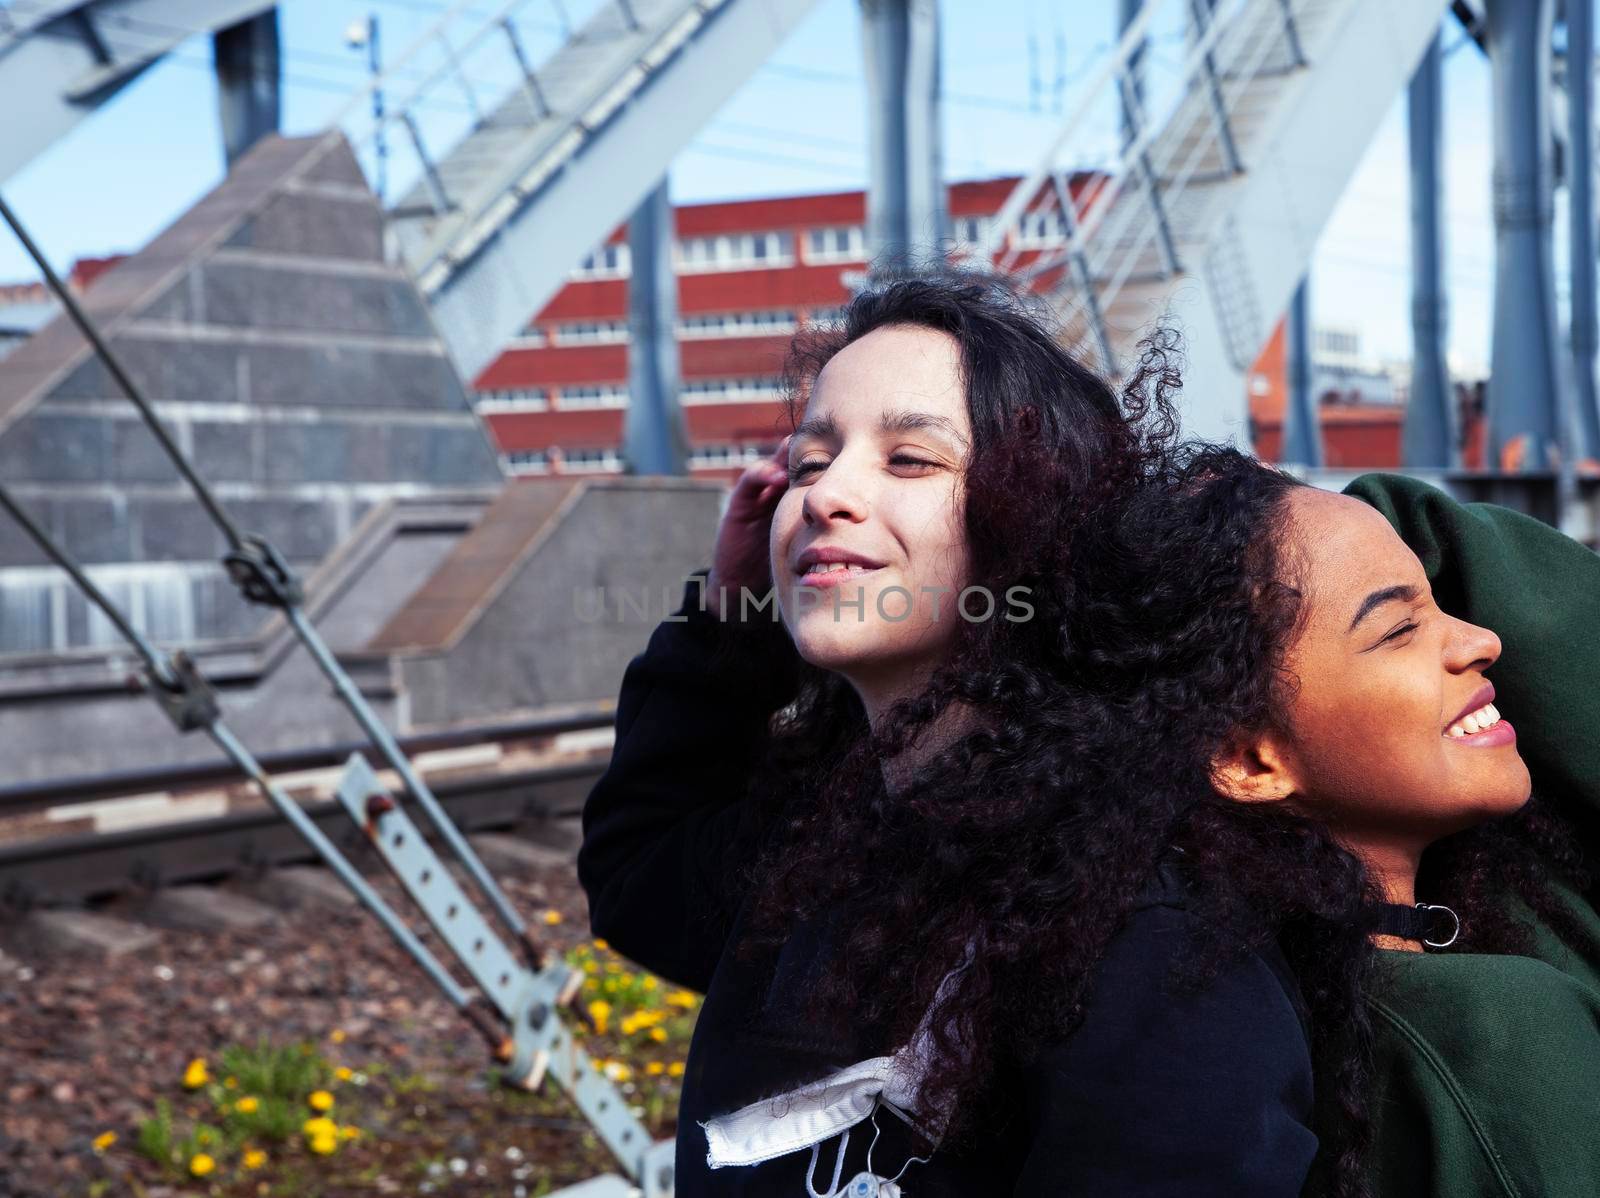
[[323, 0, 821, 383]]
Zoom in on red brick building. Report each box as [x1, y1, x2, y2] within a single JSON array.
[[1248, 321, 1488, 469], [471, 177, 1095, 482]]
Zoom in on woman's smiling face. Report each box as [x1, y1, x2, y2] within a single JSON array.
[[1268, 489, 1532, 853], [770, 324, 973, 716]]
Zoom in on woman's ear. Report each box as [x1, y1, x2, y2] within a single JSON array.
[[1209, 730, 1300, 806]]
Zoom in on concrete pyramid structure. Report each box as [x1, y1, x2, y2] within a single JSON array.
[[0, 133, 502, 650]]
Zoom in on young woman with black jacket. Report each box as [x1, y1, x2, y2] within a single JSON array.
[[578, 276, 1319, 1196]]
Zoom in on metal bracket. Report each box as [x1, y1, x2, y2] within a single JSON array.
[[223, 535, 304, 609], [1116, 70, 1181, 277], [332, 756, 671, 1191], [1188, 0, 1243, 174], [1049, 172, 1115, 373], [141, 649, 222, 734]]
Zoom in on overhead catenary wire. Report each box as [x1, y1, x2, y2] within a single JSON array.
[[0, 477, 484, 1028], [0, 193, 247, 554], [0, 186, 538, 961], [0, 486, 176, 688]]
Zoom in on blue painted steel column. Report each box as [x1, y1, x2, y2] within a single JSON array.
[[1569, 0, 1600, 463], [1281, 278, 1323, 466], [1118, 0, 1146, 149], [214, 8, 281, 167], [623, 178, 689, 476], [1485, 0, 1561, 470], [861, 0, 947, 273], [1405, 29, 1456, 467]]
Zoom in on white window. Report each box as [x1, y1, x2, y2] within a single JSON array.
[[952, 215, 989, 247], [689, 443, 737, 467], [675, 231, 795, 273], [570, 243, 632, 280], [804, 225, 866, 264], [681, 377, 785, 404], [557, 447, 625, 473], [677, 310, 798, 339], [551, 319, 630, 346], [555, 385, 630, 410], [805, 305, 847, 330], [0, 562, 208, 653], [1013, 208, 1071, 249], [508, 326, 548, 349], [476, 390, 550, 412], [690, 442, 780, 468], [504, 450, 551, 474]]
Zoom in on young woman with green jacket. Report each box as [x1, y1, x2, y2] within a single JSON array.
[[1071, 449, 1600, 1197]]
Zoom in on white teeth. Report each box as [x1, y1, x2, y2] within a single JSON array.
[[1446, 702, 1502, 739], [803, 562, 874, 577]]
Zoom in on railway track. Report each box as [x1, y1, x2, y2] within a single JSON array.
[[0, 706, 614, 907]]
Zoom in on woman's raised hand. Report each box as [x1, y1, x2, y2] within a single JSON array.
[[704, 435, 791, 620]]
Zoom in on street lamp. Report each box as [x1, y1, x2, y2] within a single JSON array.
[[345, 14, 387, 206]]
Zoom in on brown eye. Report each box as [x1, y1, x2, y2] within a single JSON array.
[[889, 454, 937, 470], [788, 459, 826, 479]]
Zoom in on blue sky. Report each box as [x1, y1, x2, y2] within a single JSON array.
[[0, 0, 1518, 376]]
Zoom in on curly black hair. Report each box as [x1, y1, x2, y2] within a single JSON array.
[[727, 277, 1595, 1198]]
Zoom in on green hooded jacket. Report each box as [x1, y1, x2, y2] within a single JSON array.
[[1346, 473, 1600, 1198]]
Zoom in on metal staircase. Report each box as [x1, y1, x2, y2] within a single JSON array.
[[975, 0, 1451, 443], [0, 0, 276, 184], [327, 0, 821, 385]]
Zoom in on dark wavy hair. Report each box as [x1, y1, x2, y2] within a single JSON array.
[[729, 281, 1594, 1197], [730, 272, 1185, 1131]]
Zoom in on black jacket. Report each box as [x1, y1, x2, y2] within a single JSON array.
[[578, 572, 1319, 1196]]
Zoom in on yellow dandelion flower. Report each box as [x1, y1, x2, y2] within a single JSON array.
[[302, 1116, 337, 1138], [308, 1090, 334, 1112], [189, 1153, 216, 1177], [182, 1058, 209, 1089], [590, 1058, 604, 1072], [542, 909, 563, 925], [329, 1028, 346, 1044], [592, 937, 609, 950], [582, 960, 598, 974], [586, 999, 611, 1035], [91, 1131, 116, 1153], [619, 1015, 639, 1036], [667, 1061, 685, 1078], [603, 1061, 632, 1082], [334, 1066, 353, 1082], [340, 1125, 360, 1141], [243, 1148, 267, 1170], [309, 1131, 338, 1155], [235, 1096, 259, 1114], [223, 1076, 238, 1090], [642, 976, 658, 991], [649, 1027, 668, 1043], [645, 1062, 665, 1076], [666, 989, 698, 1009]]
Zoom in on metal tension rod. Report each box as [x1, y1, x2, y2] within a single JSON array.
[[0, 483, 505, 1055], [0, 190, 540, 968]]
